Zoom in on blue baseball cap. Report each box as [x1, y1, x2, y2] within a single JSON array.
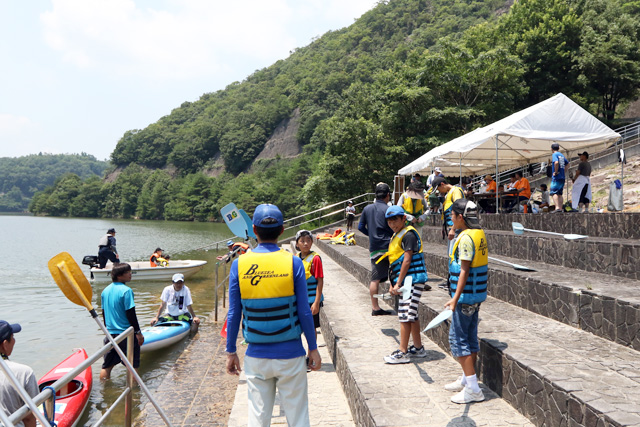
[[0, 320, 21, 342], [385, 205, 405, 218], [252, 204, 284, 228], [226, 240, 233, 246]]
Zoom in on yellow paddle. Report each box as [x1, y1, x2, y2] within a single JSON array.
[[47, 252, 174, 427]]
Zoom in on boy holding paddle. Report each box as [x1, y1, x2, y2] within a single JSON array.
[[100, 263, 145, 380], [444, 199, 488, 404]]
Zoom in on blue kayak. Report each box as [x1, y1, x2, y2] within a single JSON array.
[[141, 320, 191, 352]]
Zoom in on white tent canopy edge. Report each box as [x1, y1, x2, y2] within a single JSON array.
[[398, 93, 621, 177]]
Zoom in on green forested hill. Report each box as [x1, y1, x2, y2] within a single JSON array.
[[0, 153, 108, 212], [30, 0, 640, 220]]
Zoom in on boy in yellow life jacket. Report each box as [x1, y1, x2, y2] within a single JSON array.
[[379, 205, 429, 364], [444, 199, 488, 404], [295, 229, 324, 340]]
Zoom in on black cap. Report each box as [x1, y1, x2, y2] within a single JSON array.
[[375, 183, 390, 197], [451, 199, 481, 229], [551, 143, 560, 150], [579, 151, 589, 158], [107, 228, 116, 234], [431, 177, 447, 190]]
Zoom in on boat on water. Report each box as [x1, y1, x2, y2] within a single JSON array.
[[37, 348, 92, 427], [82, 257, 207, 283], [141, 320, 191, 352]]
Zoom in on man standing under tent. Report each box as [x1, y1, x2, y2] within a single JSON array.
[[571, 151, 592, 213], [550, 143, 569, 212]]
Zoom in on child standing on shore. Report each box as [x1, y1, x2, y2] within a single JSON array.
[[378, 205, 429, 364], [296, 230, 324, 339]]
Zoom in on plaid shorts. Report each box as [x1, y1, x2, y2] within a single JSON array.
[[398, 283, 425, 323]]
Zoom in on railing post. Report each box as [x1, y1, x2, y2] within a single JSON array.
[[214, 262, 219, 322], [125, 331, 134, 427]]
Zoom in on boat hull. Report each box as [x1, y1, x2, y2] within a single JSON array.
[[141, 320, 191, 352], [89, 260, 207, 283], [38, 348, 92, 427]]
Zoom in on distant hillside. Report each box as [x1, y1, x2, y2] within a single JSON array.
[[31, 0, 640, 221], [0, 153, 108, 212]]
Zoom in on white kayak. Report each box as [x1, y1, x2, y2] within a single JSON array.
[[88, 260, 207, 283], [141, 320, 191, 352]]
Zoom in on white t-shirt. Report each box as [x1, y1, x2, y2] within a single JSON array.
[[0, 359, 38, 427], [160, 285, 193, 317]]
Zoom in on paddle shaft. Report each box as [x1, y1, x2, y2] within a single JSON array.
[[57, 264, 175, 427], [0, 357, 53, 427], [522, 227, 588, 240]]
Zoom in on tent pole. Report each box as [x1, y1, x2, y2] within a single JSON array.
[[495, 134, 499, 212], [459, 153, 462, 184]]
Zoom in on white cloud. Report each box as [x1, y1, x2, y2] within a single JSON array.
[[40, 0, 301, 80]]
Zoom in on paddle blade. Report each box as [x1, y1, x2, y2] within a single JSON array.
[[564, 234, 588, 240], [400, 276, 413, 301], [423, 309, 453, 332], [512, 222, 525, 235], [48, 252, 93, 308], [239, 209, 257, 239], [220, 203, 249, 239]]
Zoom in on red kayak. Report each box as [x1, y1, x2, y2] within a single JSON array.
[[38, 348, 92, 427]]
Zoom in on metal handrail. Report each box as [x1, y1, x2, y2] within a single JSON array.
[[8, 328, 136, 427], [283, 193, 373, 231]]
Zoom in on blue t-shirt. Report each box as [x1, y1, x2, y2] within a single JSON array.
[[101, 282, 135, 334], [552, 151, 568, 180], [226, 243, 317, 359]]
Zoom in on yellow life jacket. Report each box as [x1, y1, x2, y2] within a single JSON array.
[[449, 229, 488, 304], [401, 193, 424, 216], [299, 251, 323, 304], [442, 185, 465, 226], [377, 225, 428, 286], [238, 249, 301, 343]]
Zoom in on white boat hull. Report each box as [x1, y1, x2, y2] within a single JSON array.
[[89, 260, 207, 283]]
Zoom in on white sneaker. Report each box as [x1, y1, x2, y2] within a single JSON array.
[[451, 386, 485, 404], [408, 345, 427, 358], [444, 376, 465, 392], [383, 349, 410, 364]]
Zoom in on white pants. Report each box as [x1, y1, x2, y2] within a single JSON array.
[[244, 355, 309, 427]]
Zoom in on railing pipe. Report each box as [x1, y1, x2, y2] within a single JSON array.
[[93, 387, 131, 427], [125, 334, 134, 427]]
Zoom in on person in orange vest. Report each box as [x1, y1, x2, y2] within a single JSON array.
[[217, 240, 250, 263], [150, 247, 166, 267]]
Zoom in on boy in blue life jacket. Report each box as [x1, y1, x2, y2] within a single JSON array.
[[378, 205, 429, 364], [295, 230, 324, 340], [444, 199, 488, 404]]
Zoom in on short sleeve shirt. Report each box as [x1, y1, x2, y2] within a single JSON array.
[[161, 285, 194, 316], [101, 282, 136, 334], [456, 234, 475, 262], [552, 151, 568, 180], [310, 255, 324, 279], [577, 161, 592, 177], [401, 229, 420, 253], [0, 360, 38, 427]]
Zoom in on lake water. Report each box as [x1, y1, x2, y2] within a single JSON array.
[[0, 215, 235, 425]]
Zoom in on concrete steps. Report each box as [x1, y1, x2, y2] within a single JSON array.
[[415, 226, 640, 352], [315, 244, 534, 426], [316, 237, 640, 427]]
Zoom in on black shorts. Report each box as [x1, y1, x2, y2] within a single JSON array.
[[310, 302, 323, 328], [371, 256, 389, 282], [102, 334, 141, 369]]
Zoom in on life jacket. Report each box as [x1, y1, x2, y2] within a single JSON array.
[[238, 250, 301, 344], [442, 186, 465, 226], [157, 257, 168, 267], [449, 229, 488, 304], [150, 251, 163, 267], [231, 242, 250, 255], [401, 194, 425, 227], [299, 252, 323, 304], [377, 225, 428, 286]]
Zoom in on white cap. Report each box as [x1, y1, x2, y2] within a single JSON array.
[[172, 273, 185, 282], [434, 167, 442, 172]]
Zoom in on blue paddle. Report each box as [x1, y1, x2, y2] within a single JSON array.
[[221, 203, 248, 239], [239, 209, 257, 240]]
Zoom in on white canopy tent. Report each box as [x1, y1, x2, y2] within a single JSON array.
[[398, 93, 621, 178]]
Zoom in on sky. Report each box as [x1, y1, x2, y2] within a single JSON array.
[[0, 0, 379, 160]]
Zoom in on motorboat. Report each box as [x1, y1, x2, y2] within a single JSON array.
[[82, 256, 207, 283]]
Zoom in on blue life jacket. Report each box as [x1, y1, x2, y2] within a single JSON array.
[[238, 250, 301, 343], [449, 229, 488, 304]]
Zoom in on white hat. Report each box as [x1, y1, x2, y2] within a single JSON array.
[[434, 167, 442, 172], [172, 273, 185, 282]]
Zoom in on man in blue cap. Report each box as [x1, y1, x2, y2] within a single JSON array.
[[226, 203, 321, 426], [0, 320, 38, 427]]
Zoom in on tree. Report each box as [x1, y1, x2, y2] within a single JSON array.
[[576, 0, 640, 120]]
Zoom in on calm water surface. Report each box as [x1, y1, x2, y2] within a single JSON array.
[[0, 215, 235, 425]]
